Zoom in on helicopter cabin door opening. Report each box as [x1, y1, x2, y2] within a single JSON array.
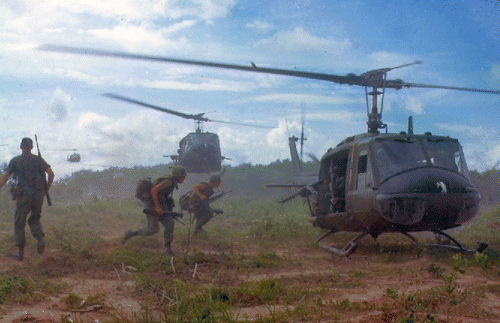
[[346, 145, 377, 224], [318, 148, 349, 215]]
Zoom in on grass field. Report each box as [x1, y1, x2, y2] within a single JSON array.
[[1, 189, 500, 322]]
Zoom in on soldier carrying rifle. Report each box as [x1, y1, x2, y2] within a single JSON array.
[[122, 166, 187, 255], [0, 137, 54, 261], [187, 174, 224, 235]]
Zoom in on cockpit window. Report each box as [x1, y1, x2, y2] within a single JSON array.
[[373, 139, 428, 183], [373, 137, 469, 183], [422, 139, 469, 177]]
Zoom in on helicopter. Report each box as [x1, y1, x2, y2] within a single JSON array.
[[101, 93, 271, 173], [50, 149, 81, 163], [39, 44, 500, 255]]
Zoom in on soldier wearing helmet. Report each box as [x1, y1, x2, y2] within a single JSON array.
[[122, 166, 186, 255], [0, 137, 55, 261], [190, 174, 222, 235]]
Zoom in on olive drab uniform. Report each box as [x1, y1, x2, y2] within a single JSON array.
[[7, 153, 50, 250], [123, 176, 179, 247], [190, 182, 214, 234]]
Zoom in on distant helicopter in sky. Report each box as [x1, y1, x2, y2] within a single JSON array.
[[102, 93, 272, 173], [51, 149, 81, 163]]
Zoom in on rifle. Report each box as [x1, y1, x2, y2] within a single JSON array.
[[189, 191, 229, 215], [142, 208, 185, 225], [277, 182, 321, 204], [206, 190, 230, 204], [35, 135, 51, 206]]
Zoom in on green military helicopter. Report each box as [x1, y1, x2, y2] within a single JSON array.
[[50, 148, 81, 163], [39, 44, 500, 255], [101, 93, 270, 173]]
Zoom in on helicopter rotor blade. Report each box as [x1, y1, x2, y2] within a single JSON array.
[[103, 93, 271, 128], [49, 148, 78, 151], [400, 82, 500, 95], [81, 163, 113, 168], [39, 44, 363, 85], [306, 153, 320, 163], [300, 102, 306, 161], [102, 93, 209, 121], [207, 118, 273, 129], [39, 44, 500, 94], [360, 60, 423, 78]]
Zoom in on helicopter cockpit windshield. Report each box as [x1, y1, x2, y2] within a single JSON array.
[[423, 138, 469, 177], [373, 137, 469, 184], [187, 132, 220, 146]]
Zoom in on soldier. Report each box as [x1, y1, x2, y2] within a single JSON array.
[[191, 174, 221, 235], [0, 137, 54, 261], [121, 166, 187, 255]]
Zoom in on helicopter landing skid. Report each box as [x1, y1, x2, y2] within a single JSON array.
[[427, 230, 488, 253], [315, 231, 368, 257]]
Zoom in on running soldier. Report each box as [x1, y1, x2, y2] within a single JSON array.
[[0, 137, 54, 261], [121, 166, 187, 255], [191, 174, 221, 235]]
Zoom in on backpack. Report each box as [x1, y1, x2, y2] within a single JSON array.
[[179, 191, 193, 210], [135, 177, 153, 201]]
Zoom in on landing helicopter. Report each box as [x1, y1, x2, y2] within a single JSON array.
[[102, 93, 271, 173], [50, 149, 81, 163], [39, 45, 500, 255]]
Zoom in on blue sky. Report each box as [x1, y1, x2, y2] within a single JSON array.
[[1, 0, 499, 179]]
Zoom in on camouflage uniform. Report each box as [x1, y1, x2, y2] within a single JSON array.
[[138, 177, 178, 244], [191, 182, 214, 234], [122, 176, 182, 251], [7, 153, 50, 249]]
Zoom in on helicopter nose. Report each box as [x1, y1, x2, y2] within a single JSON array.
[[376, 168, 480, 227]]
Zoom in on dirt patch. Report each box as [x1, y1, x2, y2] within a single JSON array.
[[1, 235, 499, 322]]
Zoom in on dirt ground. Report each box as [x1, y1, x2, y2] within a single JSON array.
[[1, 233, 499, 323]]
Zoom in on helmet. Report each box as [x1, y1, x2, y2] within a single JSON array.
[[20, 137, 33, 149], [172, 166, 187, 177], [209, 174, 221, 183]]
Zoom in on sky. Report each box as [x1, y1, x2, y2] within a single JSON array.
[[1, 0, 500, 180]]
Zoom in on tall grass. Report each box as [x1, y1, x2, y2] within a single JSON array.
[[2, 192, 500, 322]]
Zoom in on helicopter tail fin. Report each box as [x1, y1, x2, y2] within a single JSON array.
[[289, 136, 302, 175]]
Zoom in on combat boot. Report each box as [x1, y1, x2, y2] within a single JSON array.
[[37, 238, 45, 255], [162, 243, 176, 256], [121, 230, 138, 245], [193, 226, 206, 236], [11, 247, 24, 261]]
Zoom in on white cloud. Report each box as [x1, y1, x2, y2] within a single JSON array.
[[266, 119, 299, 148], [88, 20, 197, 52], [192, 0, 236, 23], [77, 112, 111, 130], [89, 24, 176, 52], [48, 88, 72, 122], [435, 123, 489, 138], [245, 20, 273, 33], [255, 27, 352, 55], [305, 110, 366, 123], [488, 63, 500, 85], [404, 97, 424, 114]]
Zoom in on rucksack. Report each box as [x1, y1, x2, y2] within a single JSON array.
[[179, 191, 192, 210], [135, 177, 153, 201]]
